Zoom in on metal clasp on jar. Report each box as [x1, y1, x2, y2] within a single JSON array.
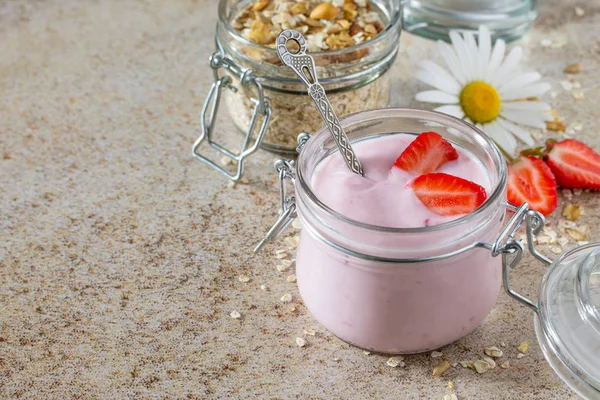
[[254, 132, 311, 252], [192, 40, 272, 181]]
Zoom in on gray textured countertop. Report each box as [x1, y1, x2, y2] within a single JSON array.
[[1, 1, 599, 399]]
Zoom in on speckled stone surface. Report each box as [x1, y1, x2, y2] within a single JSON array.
[[1, 1, 599, 399]]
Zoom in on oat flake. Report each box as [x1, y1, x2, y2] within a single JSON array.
[[304, 329, 316, 336], [387, 356, 404, 367], [431, 351, 443, 358], [286, 274, 297, 283], [238, 275, 250, 283], [230, 310, 241, 319], [518, 341, 529, 353], [517, 353, 525, 359], [296, 337, 306, 347], [443, 395, 458, 400], [483, 346, 503, 358], [280, 293, 292, 302]]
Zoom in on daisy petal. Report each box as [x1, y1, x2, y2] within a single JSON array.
[[417, 60, 461, 94], [438, 40, 466, 84], [415, 90, 459, 104], [491, 46, 523, 86], [498, 72, 541, 94], [501, 82, 551, 100], [434, 105, 465, 119], [449, 31, 473, 80], [464, 31, 479, 78], [486, 38, 506, 80], [496, 118, 534, 145], [483, 121, 517, 155], [500, 109, 548, 129], [502, 101, 551, 111], [478, 26, 492, 80]]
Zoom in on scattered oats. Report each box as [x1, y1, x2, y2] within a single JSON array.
[[517, 353, 526, 359], [540, 38, 552, 47], [473, 359, 494, 374], [387, 356, 405, 368], [304, 329, 316, 336], [431, 351, 444, 358], [558, 237, 569, 246], [551, 246, 562, 254], [483, 356, 497, 368], [220, 156, 232, 166], [292, 219, 303, 229], [227, 180, 236, 188], [572, 90, 585, 100], [282, 259, 293, 267], [460, 361, 474, 370], [286, 274, 297, 283], [432, 360, 451, 377], [573, 188, 583, 196], [448, 380, 455, 389], [230, 310, 241, 319], [296, 337, 306, 347], [536, 235, 551, 245], [275, 250, 289, 259], [559, 80, 573, 91], [484, 346, 503, 358], [518, 341, 529, 353], [566, 225, 589, 241], [284, 237, 297, 248], [571, 122, 583, 132], [501, 342, 506, 347], [558, 219, 577, 232], [452, 362, 458, 368], [564, 63, 582, 74], [575, 6, 585, 16], [443, 395, 458, 400], [287, 306, 296, 312], [277, 264, 289, 272], [260, 284, 268, 291], [578, 241, 589, 246], [501, 361, 510, 369], [562, 188, 573, 200], [238, 274, 251, 283], [363, 351, 371, 355], [280, 293, 292, 302], [545, 120, 566, 132]]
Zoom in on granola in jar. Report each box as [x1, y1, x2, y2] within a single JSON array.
[[215, 0, 401, 154]]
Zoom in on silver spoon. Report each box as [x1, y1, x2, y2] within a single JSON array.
[[276, 29, 364, 177]]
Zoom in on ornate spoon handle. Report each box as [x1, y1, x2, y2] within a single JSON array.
[[276, 29, 364, 177]]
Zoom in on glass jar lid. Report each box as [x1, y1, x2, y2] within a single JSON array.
[[536, 243, 600, 399]]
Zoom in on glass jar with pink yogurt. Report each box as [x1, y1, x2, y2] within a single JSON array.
[[260, 108, 509, 354]]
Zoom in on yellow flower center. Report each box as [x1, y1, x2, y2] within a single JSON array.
[[459, 81, 501, 124]]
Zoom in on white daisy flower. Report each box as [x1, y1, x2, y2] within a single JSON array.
[[414, 26, 552, 155]]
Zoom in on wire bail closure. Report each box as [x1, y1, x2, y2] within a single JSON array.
[[192, 39, 272, 181]]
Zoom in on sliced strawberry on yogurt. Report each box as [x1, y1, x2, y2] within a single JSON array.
[[394, 131, 459, 174], [544, 139, 600, 190], [412, 172, 487, 216], [507, 155, 557, 216]]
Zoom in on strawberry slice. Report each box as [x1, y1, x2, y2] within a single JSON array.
[[412, 173, 487, 216], [507, 155, 557, 216], [544, 139, 600, 190], [394, 131, 459, 174]]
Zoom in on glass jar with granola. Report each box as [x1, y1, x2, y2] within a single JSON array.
[[213, 0, 402, 155]]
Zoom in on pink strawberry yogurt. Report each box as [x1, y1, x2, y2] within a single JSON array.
[[295, 133, 504, 354]]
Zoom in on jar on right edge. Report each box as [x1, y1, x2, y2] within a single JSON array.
[[402, 0, 539, 42]]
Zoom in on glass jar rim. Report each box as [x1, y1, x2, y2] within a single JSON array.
[[217, 0, 403, 59], [296, 107, 508, 234]]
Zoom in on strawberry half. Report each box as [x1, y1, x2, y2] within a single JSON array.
[[507, 155, 557, 216], [544, 139, 600, 190], [412, 173, 487, 216], [394, 131, 459, 174]]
